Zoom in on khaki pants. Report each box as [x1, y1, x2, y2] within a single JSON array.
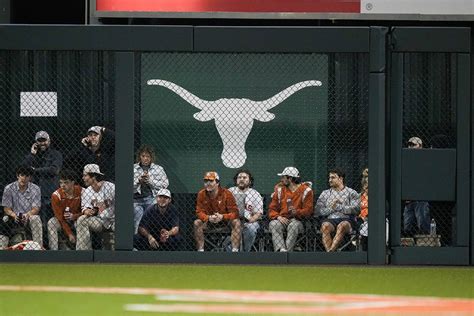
[[0, 215, 43, 249], [269, 218, 303, 252]]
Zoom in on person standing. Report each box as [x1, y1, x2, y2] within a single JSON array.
[[75, 126, 115, 181], [133, 145, 169, 234], [403, 136, 431, 236], [22, 131, 63, 237]]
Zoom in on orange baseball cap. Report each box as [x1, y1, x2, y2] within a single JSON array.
[[203, 171, 220, 181]]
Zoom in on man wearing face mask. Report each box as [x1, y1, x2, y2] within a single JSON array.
[[22, 131, 63, 245]]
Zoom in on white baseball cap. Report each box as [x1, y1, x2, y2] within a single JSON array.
[[88, 126, 102, 135], [35, 131, 50, 141], [277, 167, 300, 178], [157, 188, 171, 198], [83, 164, 104, 175], [408, 136, 423, 147]]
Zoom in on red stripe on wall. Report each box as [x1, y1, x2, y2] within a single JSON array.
[[96, 0, 360, 13]]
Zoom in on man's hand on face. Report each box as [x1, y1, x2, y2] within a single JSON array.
[[30, 143, 38, 155]]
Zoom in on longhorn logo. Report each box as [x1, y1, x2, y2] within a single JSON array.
[[147, 79, 322, 168]]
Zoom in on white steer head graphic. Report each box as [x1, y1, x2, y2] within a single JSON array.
[[147, 79, 322, 168]]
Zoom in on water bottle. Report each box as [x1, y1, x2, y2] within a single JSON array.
[[64, 207, 72, 223], [430, 218, 437, 236], [287, 198, 294, 217]]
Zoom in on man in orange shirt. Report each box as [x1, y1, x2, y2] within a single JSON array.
[[268, 167, 313, 252], [47, 169, 82, 250], [194, 171, 240, 252]]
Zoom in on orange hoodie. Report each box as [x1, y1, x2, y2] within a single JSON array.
[[196, 187, 238, 222], [268, 183, 313, 220], [51, 185, 82, 237]]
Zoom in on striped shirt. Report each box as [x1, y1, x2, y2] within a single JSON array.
[[2, 181, 41, 215]]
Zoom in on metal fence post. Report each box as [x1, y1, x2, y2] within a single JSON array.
[[114, 52, 135, 250]]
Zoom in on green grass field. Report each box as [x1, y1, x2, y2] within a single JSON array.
[[0, 264, 473, 315]]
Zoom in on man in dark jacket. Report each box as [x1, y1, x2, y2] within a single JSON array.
[[70, 125, 115, 182], [22, 131, 63, 230]]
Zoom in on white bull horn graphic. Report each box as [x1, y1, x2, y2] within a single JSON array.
[[147, 79, 322, 168]]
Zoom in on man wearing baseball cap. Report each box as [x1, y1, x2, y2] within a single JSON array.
[[404, 136, 430, 236], [194, 171, 240, 252], [76, 164, 115, 250], [134, 188, 181, 251], [268, 166, 313, 252], [73, 125, 115, 180], [407, 136, 423, 148], [22, 130, 63, 247]]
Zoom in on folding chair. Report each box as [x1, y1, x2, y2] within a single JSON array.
[[204, 225, 232, 252]]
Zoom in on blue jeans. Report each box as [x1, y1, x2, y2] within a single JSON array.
[[225, 221, 260, 252], [133, 196, 155, 234], [403, 201, 430, 235], [242, 222, 260, 252]]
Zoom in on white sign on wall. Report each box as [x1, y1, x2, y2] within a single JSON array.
[[20, 92, 58, 117]]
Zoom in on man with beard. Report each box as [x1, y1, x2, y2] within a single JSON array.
[[76, 164, 115, 250], [134, 189, 180, 251], [76, 126, 115, 181], [269, 167, 313, 252], [316, 168, 360, 252], [228, 170, 263, 252], [194, 171, 240, 252], [22, 131, 63, 238]]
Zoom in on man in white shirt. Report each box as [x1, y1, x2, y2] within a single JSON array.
[[76, 164, 115, 250], [228, 170, 263, 252]]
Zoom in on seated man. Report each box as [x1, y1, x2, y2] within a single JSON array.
[[47, 169, 82, 250], [268, 167, 313, 252], [76, 164, 115, 250], [228, 169, 264, 252], [0, 165, 42, 249], [133, 188, 180, 251], [194, 171, 240, 252], [316, 168, 360, 252]]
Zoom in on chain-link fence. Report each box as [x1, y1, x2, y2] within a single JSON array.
[[400, 53, 457, 247], [135, 52, 369, 252], [0, 50, 116, 251]]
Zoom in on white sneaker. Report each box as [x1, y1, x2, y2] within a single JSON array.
[[280, 248, 288, 252], [198, 248, 204, 252]]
